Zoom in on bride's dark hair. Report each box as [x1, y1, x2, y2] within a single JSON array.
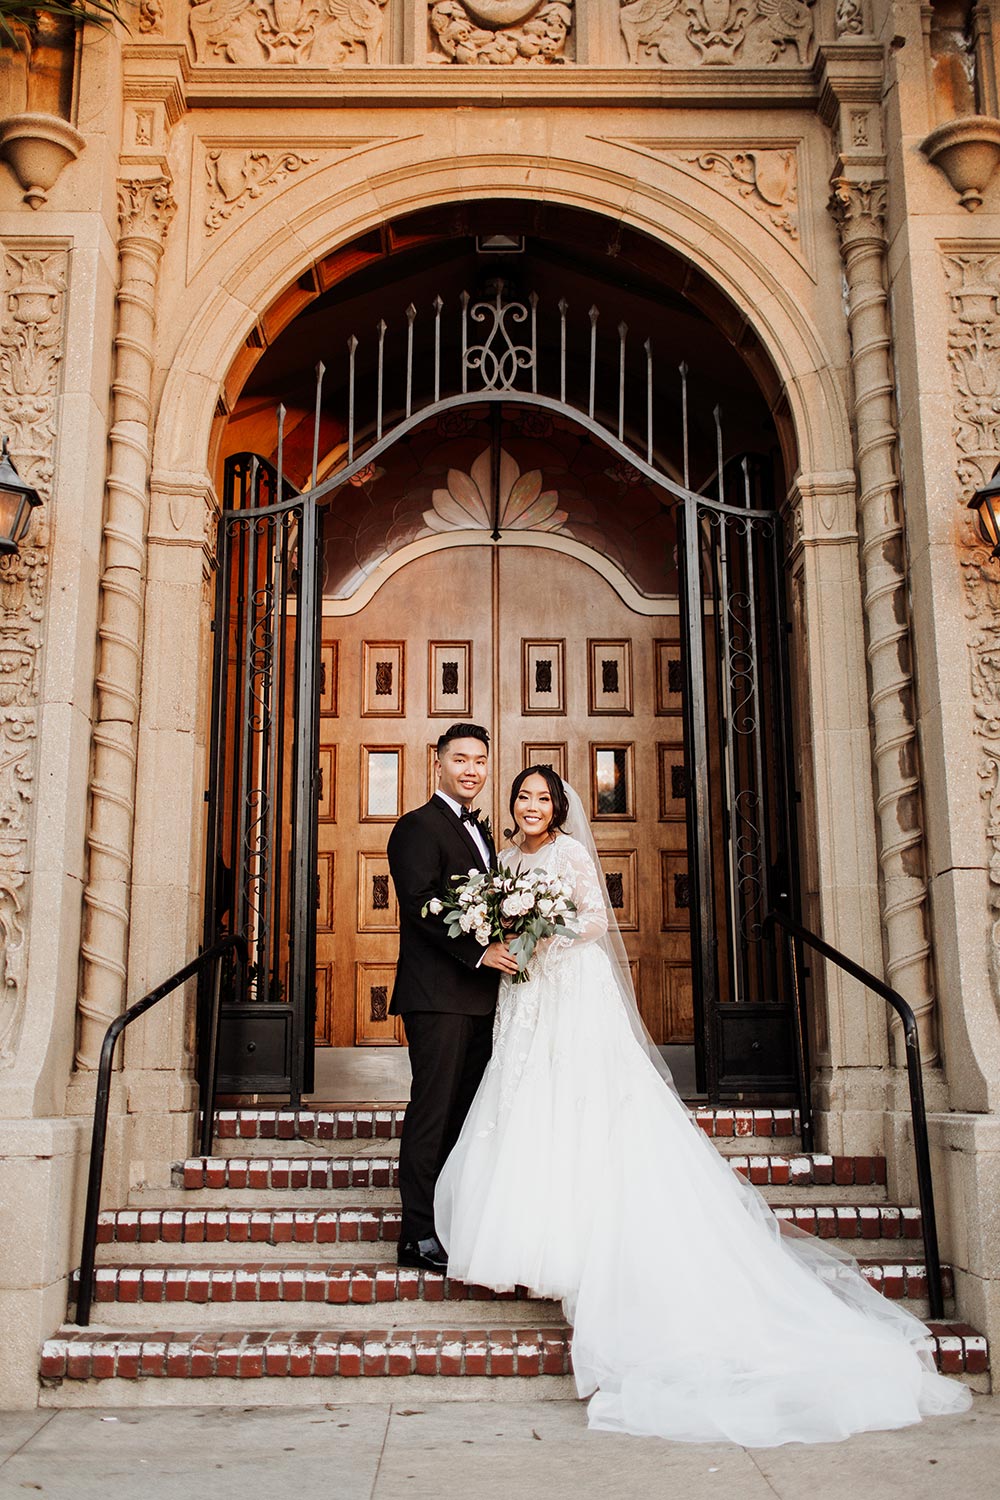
[[507, 764, 569, 839]]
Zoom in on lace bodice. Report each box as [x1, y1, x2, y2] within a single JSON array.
[[499, 834, 609, 947]]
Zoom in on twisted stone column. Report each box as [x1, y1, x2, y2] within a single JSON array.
[[76, 174, 177, 1069], [829, 176, 937, 1063]]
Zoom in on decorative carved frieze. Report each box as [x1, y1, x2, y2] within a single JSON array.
[[0, 248, 65, 1064], [945, 255, 1000, 497], [944, 254, 1000, 987], [619, 0, 814, 68], [189, 0, 388, 65], [206, 149, 318, 235], [682, 149, 797, 237], [428, 0, 572, 64]]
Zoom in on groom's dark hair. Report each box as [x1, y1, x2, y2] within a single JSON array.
[[436, 723, 490, 755]]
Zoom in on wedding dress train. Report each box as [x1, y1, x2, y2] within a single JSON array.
[[434, 834, 972, 1447]]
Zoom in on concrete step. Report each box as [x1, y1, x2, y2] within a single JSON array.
[[71, 1257, 953, 1328], [94, 1202, 925, 1266], [38, 1322, 990, 1408]]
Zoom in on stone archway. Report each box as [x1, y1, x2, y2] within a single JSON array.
[[80, 162, 890, 1151]]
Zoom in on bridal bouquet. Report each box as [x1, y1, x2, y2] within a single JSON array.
[[422, 864, 579, 983]]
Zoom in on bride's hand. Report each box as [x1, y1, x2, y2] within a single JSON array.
[[481, 941, 520, 974]]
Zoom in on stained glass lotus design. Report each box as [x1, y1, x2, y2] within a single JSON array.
[[424, 446, 568, 533]]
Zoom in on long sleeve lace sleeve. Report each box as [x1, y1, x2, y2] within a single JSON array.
[[561, 838, 609, 944]]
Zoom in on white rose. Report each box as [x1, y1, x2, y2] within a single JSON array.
[[538, 897, 553, 915], [459, 911, 475, 933], [475, 926, 490, 946], [517, 893, 534, 915], [501, 894, 521, 917], [427, 897, 443, 915]]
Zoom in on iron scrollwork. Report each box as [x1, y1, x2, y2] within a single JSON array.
[[463, 282, 537, 392]]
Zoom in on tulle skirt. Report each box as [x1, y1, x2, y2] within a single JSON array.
[[434, 942, 972, 1446]]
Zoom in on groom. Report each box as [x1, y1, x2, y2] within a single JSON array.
[[387, 722, 519, 1272]]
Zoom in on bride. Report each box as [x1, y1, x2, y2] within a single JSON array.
[[434, 765, 972, 1447]]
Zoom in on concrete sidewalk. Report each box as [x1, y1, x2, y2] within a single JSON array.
[[1, 1396, 996, 1500]]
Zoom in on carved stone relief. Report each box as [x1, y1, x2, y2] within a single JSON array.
[[681, 148, 798, 237], [619, 0, 815, 67], [0, 247, 65, 1064], [945, 254, 1000, 989], [834, 0, 864, 36], [189, 0, 388, 65], [428, 0, 573, 64], [139, 0, 164, 33], [206, 149, 318, 235]]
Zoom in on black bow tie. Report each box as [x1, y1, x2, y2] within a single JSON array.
[[460, 807, 482, 825]]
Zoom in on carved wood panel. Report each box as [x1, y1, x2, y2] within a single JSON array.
[[317, 547, 494, 1045], [313, 542, 693, 1048]]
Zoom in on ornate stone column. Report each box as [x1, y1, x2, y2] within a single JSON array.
[[76, 172, 177, 1069], [828, 174, 938, 1064]]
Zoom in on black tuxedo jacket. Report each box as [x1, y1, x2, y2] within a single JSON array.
[[387, 796, 499, 1017]]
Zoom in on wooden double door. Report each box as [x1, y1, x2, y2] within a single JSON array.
[[316, 542, 693, 1050]]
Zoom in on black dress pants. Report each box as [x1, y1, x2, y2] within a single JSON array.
[[398, 1009, 494, 1243]]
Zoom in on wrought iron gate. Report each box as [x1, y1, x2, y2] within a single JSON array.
[[203, 281, 804, 1103], [201, 454, 321, 1100], [679, 460, 803, 1098]]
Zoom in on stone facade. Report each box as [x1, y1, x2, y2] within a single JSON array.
[[0, 0, 999, 1406]]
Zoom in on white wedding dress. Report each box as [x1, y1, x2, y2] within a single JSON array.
[[434, 831, 972, 1447]]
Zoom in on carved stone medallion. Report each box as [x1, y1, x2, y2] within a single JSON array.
[[428, 0, 573, 64]]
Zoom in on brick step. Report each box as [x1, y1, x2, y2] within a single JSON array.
[[69, 1263, 562, 1331], [71, 1258, 954, 1328], [94, 1203, 924, 1266], [175, 1152, 887, 1194], [208, 1106, 802, 1157], [39, 1323, 990, 1405]]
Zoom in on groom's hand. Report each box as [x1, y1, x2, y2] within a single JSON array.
[[480, 941, 520, 974]]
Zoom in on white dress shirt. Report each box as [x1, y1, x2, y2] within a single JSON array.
[[435, 789, 491, 869]]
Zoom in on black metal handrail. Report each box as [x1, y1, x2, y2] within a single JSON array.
[[764, 907, 945, 1320], [74, 933, 248, 1327]]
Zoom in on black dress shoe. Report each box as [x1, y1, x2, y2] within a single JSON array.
[[398, 1235, 449, 1273]]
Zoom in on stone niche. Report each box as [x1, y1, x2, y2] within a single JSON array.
[[427, 0, 574, 64]]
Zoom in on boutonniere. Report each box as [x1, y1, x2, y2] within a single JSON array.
[[479, 813, 494, 843]]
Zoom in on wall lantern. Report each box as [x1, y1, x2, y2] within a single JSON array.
[[969, 462, 1000, 559], [0, 437, 41, 556]]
